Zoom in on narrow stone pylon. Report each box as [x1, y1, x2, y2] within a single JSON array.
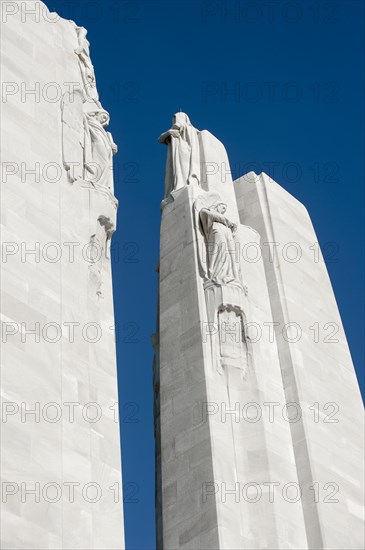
[[0, 3, 125, 548], [154, 114, 364, 549]]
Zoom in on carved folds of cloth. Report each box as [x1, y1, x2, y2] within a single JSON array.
[[194, 193, 252, 378]]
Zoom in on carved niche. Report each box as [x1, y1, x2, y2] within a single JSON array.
[[218, 306, 249, 374]]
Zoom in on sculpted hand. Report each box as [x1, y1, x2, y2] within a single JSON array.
[[158, 129, 180, 143], [169, 129, 180, 138]]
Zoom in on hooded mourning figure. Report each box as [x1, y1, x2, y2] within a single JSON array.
[[199, 201, 241, 286], [158, 112, 200, 197]]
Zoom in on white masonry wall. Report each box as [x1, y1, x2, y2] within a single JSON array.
[[235, 171, 364, 550], [0, 2, 124, 548], [157, 130, 308, 549], [156, 116, 364, 549]]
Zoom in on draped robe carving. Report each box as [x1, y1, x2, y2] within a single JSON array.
[[199, 202, 241, 286], [72, 22, 99, 102], [158, 112, 200, 198], [61, 94, 117, 191], [84, 108, 117, 191], [88, 216, 115, 298]]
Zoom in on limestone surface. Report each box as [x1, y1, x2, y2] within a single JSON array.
[[155, 114, 364, 549], [0, 2, 124, 548]]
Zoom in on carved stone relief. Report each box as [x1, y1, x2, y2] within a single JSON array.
[[88, 215, 115, 298], [61, 23, 117, 198], [193, 193, 247, 291], [61, 93, 117, 192], [71, 22, 99, 103], [194, 193, 252, 377]]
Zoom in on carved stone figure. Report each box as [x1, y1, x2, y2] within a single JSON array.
[[88, 215, 115, 298], [71, 22, 99, 102], [196, 194, 251, 376], [64, 23, 118, 192], [198, 199, 241, 286], [61, 92, 117, 190], [158, 112, 200, 197], [84, 106, 118, 191]]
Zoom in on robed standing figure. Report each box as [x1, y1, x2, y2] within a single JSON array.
[[158, 112, 200, 197], [199, 201, 241, 286]]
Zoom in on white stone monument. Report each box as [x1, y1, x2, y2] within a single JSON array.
[[0, 2, 124, 548], [154, 113, 364, 549]]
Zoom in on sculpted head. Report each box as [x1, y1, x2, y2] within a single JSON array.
[[83, 99, 109, 122], [173, 112, 191, 126], [212, 202, 227, 215], [89, 109, 110, 126], [98, 111, 110, 126]]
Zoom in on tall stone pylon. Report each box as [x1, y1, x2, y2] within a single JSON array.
[[154, 113, 364, 549], [0, 2, 124, 548]]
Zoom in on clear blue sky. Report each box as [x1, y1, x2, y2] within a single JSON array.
[[48, 1, 364, 548]]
